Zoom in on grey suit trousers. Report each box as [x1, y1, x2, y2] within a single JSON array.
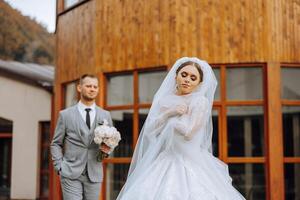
[[60, 170, 102, 200]]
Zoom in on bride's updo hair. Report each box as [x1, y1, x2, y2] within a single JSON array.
[[175, 61, 204, 83]]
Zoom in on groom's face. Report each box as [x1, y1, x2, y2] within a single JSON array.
[[77, 77, 99, 101]]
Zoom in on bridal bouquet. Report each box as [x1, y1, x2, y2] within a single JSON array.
[[94, 119, 121, 161]]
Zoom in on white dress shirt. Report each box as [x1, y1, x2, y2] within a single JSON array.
[[77, 101, 96, 127]]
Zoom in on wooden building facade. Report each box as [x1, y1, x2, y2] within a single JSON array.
[[51, 0, 300, 200]]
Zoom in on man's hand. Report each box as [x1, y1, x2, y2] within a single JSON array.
[[100, 143, 111, 154]]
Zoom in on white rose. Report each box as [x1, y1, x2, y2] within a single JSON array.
[[94, 136, 102, 144]]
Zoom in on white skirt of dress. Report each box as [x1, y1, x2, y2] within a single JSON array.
[[118, 148, 245, 200]]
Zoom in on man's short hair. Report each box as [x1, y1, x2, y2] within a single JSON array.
[[79, 74, 99, 85]]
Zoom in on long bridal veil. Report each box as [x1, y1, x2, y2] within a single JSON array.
[[116, 57, 219, 198]]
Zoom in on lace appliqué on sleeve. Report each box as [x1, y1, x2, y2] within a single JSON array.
[[174, 96, 210, 140]]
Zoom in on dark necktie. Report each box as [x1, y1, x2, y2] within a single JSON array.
[[85, 108, 91, 129]]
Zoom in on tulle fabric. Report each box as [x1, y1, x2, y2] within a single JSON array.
[[117, 94, 245, 200]]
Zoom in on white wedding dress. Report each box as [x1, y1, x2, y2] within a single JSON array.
[[117, 57, 245, 200]]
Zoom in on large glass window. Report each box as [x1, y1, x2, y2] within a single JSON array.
[[0, 117, 12, 199], [212, 109, 219, 157], [110, 110, 133, 157], [107, 74, 133, 106], [225, 65, 266, 199], [229, 164, 265, 200], [212, 68, 221, 100], [281, 66, 300, 199], [138, 70, 167, 103], [104, 68, 166, 200], [105, 69, 166, 155], [64, 0, 83, 8], [64, 82, 78, 107], [227, 106, 264, 157], [226, 67, 263, 100], [105, 163, 130, 200], [283, 106, 300, 157], [39, 122, 51, 200], [281, 68, 300, 100], [285, 163, 300, 200], [138, 108, 150, 133]]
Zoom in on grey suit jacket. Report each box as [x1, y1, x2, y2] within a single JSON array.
[[50, 104, 113, 183]]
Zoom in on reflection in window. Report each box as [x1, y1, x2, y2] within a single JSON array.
[[282, 106, 300, 157], [226, 67, 263, 100], [106, 163, 130, 200], [0, 118, 12, 133], [65, 82, 78, 108], [212, 68, 220, 100], [212, 109, 219, 157], [229, 164, 265, 200], [39, 122, 50, 199], [285, 163, 300, 200], [139, 109, 150, 133], [138, 71, 167, 103], [0, 117, 12, 198], [227, 106, 264, 157], [107, 74, 133, 106], [0, 139, 11, 198], [281, 68, 300, 100], [110, 110, 133, 157], [64, 0, 82, 8]]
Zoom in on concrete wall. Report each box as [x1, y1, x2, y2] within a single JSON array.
[[0, 75, 51, 199]]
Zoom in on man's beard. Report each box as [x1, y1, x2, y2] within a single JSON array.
[[82, 93, 96, 101]]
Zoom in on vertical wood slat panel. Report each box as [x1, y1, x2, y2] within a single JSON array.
[[160, 0, 170, 64], [57, 0, 300, 83]]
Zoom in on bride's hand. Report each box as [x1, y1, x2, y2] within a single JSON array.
[[174, 122, 187, 136], [175, 104, 188, 115], [174, 123, 193, 141]]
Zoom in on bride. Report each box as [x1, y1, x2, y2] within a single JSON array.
[[117, 57, 245, 200]]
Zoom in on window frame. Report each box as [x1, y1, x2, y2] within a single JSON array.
[[38, 121, 51, 200]]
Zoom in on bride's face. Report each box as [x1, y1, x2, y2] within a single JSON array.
[[176, 65, 201, 95]]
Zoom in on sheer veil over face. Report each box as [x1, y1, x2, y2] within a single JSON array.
[[117, 57, 218, 198]]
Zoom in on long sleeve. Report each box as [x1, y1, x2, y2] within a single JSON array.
[[50, 112, 66, 172], [174, 96, 210, 140], [148, 96, 186, 134]]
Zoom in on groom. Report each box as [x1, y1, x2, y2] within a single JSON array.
[[51, 74, 112, 200]]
